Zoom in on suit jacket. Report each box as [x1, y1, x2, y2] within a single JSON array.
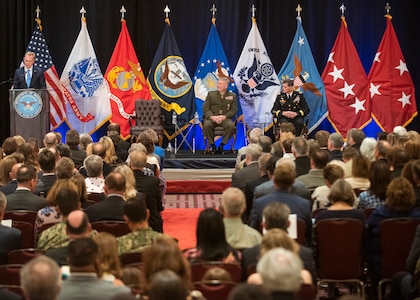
[[69, 148, 86, 169], [133, 170, 163, 233], [58, 273, 131, 300], [0, 180, 17, 196], [254, 179, 311, 201], [295, 169, 325, 193], [203, 90, 238, 119], [6, 189, 47, 211], [13, 66, 46, 89], [244, 174, 269, 222], [0, 225, 22, 264], [250, 190, 312, 245], [84, 195, 126, 223], [35, 174, 57, 197], [294, 156, 311, 177], [45, 245, 68, 266], [231, 162, 260, 192]]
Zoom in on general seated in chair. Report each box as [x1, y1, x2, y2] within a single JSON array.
[[203, 77, 238, 154], [271, 79, 309, 136]]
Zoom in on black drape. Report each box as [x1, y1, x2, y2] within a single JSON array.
[[1, 0, 419, 143]]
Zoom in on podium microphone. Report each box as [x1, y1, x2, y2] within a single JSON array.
[[0, 78, 13, 86]]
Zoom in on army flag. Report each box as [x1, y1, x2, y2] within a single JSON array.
[[105, 19, 151, 140], [60, 17, 112, 134], [147, 19, 195, 140], [321, 17, 371, 137], [368, 15, 417, 132], [233, 17, 280, 128], [278, 17, 328, 134]]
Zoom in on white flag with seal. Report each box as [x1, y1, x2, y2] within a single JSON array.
[[60, 18, 112, 134], [233, 18, 280, 126]]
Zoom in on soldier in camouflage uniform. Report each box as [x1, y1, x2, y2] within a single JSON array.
[[117, 194, 167, 255]]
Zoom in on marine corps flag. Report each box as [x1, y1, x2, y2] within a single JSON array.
[[368, 15, 417, 132], [233, 17, 280, 127], [321, 17, 371, 137], [278, 16, 328, 134], [147, 18, 195, 140], [105, 19, 151, 140], [60, 15, 112, 135]]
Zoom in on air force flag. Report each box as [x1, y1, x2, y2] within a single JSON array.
[[233, 18, 280, 127], [60, 18, 112, 134]]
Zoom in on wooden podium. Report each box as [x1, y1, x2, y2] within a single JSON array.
[[9, 89, 49, 144]]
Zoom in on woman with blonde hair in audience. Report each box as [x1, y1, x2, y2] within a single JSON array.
[[99, 136, 118, 166], [405, 139, 420, 160], [114, 164, 137, 199], [92, 232, 125, 286], [70, 173, 91, 209], [345, 154, 370, 193], [0, 156, 17, 187], [142, 237, 192, 296]]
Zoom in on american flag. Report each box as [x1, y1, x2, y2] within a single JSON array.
[[26, 20, 66, 129]]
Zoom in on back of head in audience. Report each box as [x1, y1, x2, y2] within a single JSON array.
[[273, 163, 295, 190], [66, 210, 91, 239], [328, 132, 344, 150], [55, 157, 75, 179], [315, 130, 330, 148], [257, 136, 272, 153], [360, 137, 377, 162], [38, 149, 56, 173], [56, 184, 80, 217], [260, 228, 299, 256], [323, 164, 344, 186], [221, 187, 245, 218], [124, 194, 149, 224], [148, 269, 188, 300], [67, 237, 98, 272], [228, 283, 272, 300], [249, 128, 263, 144], [328, 179, 355, 206], [92, 232, 122, 280], [104, 172, 126, 195], [386, 177, 415, 213], [20, 255, 61, 300], [368, 159, 391, 200], [66, 130, 80, 147], [83, 154, 103, 177], [79, 133, 93, 151], [262, 202, 290, 231], [310, 149, 329, 169], [246, 143, 263, 162]]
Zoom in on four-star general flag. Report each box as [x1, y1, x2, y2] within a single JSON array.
[[105, 19, 151, 140], [25, 19, 66, 129], [368, 15, 417, 132], [278, 17, 328, 134], [321, 17, 371, 137], [193, 21, 245, 150], [60, 17, 112, 135], [233, 17, 280, 127], [147, 18, 195, 140]]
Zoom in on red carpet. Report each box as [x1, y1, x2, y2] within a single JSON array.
[[162, 208, 203, 250], [166, 180, 231, 194]]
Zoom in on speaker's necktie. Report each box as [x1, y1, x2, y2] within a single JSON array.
[[26, 70, 31, 88]]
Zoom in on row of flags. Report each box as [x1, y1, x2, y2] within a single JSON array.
[[24, 10, 417, 144]]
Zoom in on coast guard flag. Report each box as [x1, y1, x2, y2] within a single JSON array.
[[60, 18, 112, 135], [368, 15, 417, 132], [105, 19, 151, 140], [147, 19, 195, 140], [25, 19, 66, 129], [233, 18, 280, 127], [278, 17, 328, 134], [193, 21, 245, 149], [321, 17, 371, 137]]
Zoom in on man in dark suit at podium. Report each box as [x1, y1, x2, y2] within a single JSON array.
[[13, 51, 46, 89]]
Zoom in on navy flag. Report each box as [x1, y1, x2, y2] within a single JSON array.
[[147, 19, 195, 140]]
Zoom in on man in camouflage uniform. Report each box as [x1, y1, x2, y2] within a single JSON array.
[[271, 79, 310, 136], [117, 194, 166, 255]]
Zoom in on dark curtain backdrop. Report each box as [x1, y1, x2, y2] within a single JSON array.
[[1, 0, 419, 143]]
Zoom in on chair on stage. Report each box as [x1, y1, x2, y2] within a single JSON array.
[[12, 221, 35, 249], [190, 261, 242, 283], [4, 210, 37, 225], [129, 99, 164, 145], [7, 248, 45, 264], [91, 221, 130, 237], [314, 218, 365, 298], [377, 218, 420, 300], [203, 122, 237, 154]]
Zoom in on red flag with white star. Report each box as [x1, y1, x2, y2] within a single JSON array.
[[321, 17, 371, 137], [368, 15, 417, 132]]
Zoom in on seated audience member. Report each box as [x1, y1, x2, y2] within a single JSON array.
[[347, 128, 365, 151], [99, 136, 118, 167], [258, 135, 273, 154], [117, 194, 164, 255], [79, 133, 93, 151], [242, 202, 316, 283], [327, 132, 344, 161], [249, 163, 312, 245], [144, 128, 165, 170], [58, 238, 131, 300], [368, 177, 420, 274], [412, 159, 420, 207], [374, 140, 391, 161], [84, 172, 126, 223], [79, 142, 114, 178], [20, 255, 61, 300], [315, 179, 365, 222], [108, 131, 128, 164], [83, 154, 105, 194], [296, 149, 329, 194], [315, 130, 330, 150], [345, 154, 370, 193], [37, 183, 82, 250], [342, 147, 358, 178], [231, 144, 263, 192], [236, 127, 262, 169], [292, 136, 311, 177], [136, 132, 160, 175], [358, 159, 391, 209], [254, 248, 303, 299], [0, 191, 22, 264], [1, 137, 18, 156], [360, 137, 377, 162], [107, 123, 130, 150], [114, 164, 138, 200], [279, 138, 295, 160], [220, 187, 262, 249], [56, 157, 76, 179], [228, 283, 272, 300], [93, 232, 125, 286], [0, 159, 20, 195], [405, 139, 420, 160], [184, 208, 241, 263], [36, 148, 58, 197], [312, 164, 345, 211], [66, 129, 86, 169], [390, 148, 410, 179], [45, 210, 92, 266], [142, 237, 192, 296], [70, 173, 92, 209], [17, 142, 40, 169], [56, 143, 71, 159], [148, 270, 189, 300], [6, 164, 47, 211], [122, 267, 142, 290], [272, 122, 295, 157], [129, 150, 163, 233]]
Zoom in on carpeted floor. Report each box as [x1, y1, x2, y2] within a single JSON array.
[[163, 193, 221, 208]]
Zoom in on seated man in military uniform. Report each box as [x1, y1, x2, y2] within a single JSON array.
[[271, 79, 310, 136], [202, 77, 238, 154]]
